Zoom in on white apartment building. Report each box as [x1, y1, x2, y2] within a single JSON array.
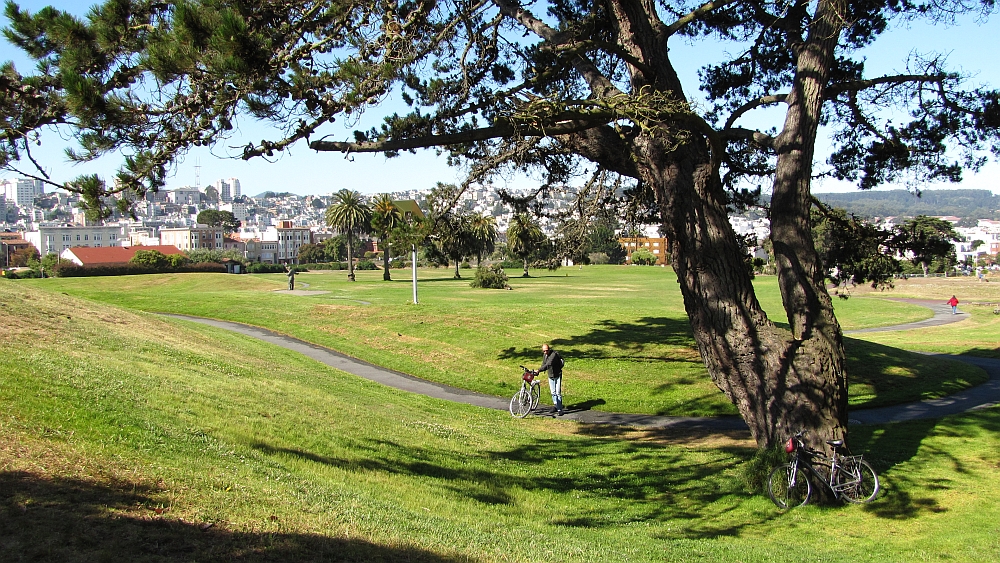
[[126, 225, 160, 247], [25, 223, 125, 256], [1, 178, 43, 207], [144, 189, 169, 203], [168, 187, 202, 205], [220, 201, 248, 222], [955, 220, 1000, 262], [260, 220, 311, 263], [160, 224, 224, 251]]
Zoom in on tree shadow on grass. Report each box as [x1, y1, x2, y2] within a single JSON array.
[[497, 317, 697, 364], [844, 338, 992, 409], [249, 435, 782, 540], [848, 408, 1000, 520], [958, 345, 1000, 359], [565, 398, 606, 412], [0, 471, 468, 563], [251, 440, 515, 506]]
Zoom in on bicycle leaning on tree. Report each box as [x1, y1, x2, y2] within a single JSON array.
[[509, 365, 542, 418], [767, 430, 880, 509]]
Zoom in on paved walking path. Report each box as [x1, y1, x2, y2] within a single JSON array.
[[844, 298, 966, 334], [163, 298, 1000, 429]]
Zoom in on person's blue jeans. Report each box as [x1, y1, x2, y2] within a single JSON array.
[[548, 376, 563, 411]]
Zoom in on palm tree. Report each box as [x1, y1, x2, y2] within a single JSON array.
[[431, 212, 475, 279], [469, 213, 498, 265], [325, 189, 372, 281], [371, 194, 402, 281], [506, 213, 544, 277]]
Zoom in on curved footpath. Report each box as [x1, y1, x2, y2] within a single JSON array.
[[163, 299, 1000, 430]]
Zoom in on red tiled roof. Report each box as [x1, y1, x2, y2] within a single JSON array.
[[64, 245, 183, 266]]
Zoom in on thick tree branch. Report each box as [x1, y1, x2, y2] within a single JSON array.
[[309, 116, 610, 154], [664, 0, 740, 36], [826, 73, 949, 97], [724, 94, 788, 130], [720, 126, 776, 149]]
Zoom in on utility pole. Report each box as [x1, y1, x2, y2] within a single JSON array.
[[411, 244, 418, 304]]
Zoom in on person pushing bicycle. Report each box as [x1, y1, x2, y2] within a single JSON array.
[[538, 344, 565, 415]]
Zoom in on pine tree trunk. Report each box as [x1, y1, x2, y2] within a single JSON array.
[[645, 146, 846, 450], [593, 0, 851, 452]]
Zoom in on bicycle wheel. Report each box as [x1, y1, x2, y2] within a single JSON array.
[[509, 388, 532, 418], [529, 382, 540, 411], [836, 459, 880, 503], [767, 463, 811, 509]]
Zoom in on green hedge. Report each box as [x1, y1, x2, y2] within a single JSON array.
[[246, 263, 287, 274], [51, 262, 227, 277], [298, 262, 346, 270]]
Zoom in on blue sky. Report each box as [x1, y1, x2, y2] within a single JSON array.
[[1, 2, 998, 197]]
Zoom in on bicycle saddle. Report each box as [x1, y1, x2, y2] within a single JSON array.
[[826, 439, 844, 447]]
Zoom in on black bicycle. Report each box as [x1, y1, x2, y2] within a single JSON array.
[[509, 365, 541, 417], [767, 430, 880, 509]]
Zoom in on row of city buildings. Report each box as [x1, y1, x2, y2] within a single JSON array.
[[3, 176, 1000, 270]]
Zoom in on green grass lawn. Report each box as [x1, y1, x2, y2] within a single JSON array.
[[18, 265, 984, 415], [1, 281, 998, 562]]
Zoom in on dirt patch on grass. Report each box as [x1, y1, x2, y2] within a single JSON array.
[[561, 421, 756, 449], [848, 276, 1000, 301]]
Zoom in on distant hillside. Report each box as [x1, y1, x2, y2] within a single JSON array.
[[813, 189, 1000, 220], [253, 191, 297, 199]]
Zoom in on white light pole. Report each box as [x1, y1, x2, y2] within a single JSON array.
[[411, 244, 419, 304]]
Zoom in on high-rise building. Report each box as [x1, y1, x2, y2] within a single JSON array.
[[1, 178, 43, 206], [228, 177, 241, 199], [214, 178, 238, 203]]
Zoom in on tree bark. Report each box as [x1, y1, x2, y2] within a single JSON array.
[[767, 0, 849, 449], [578, 0, 852, 451]]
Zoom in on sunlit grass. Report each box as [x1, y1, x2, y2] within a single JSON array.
[[17, 265, 986, 414], [1, 282, 999, 562]]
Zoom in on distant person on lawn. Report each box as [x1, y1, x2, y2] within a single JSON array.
[[285, 264, 295, 291], [539, 344, 565, 415], [947, 295, 959, 315]]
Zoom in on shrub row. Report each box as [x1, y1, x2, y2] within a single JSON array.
[[52, 262, 227, 278], [297, 262, 347, 271]]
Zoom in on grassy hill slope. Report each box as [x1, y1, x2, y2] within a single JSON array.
[[2, 282, 1000, 561], [18, 266, 987, 414]]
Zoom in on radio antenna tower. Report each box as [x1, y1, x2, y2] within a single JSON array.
[[194, 157, 201, 188]]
